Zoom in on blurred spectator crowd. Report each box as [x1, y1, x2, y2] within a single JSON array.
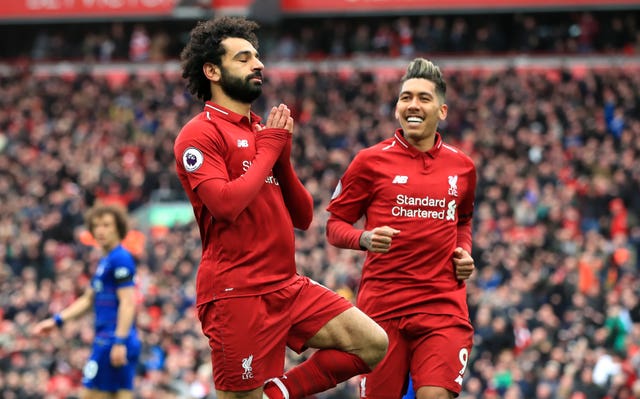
[[1, 11, 640, 399], [1, 11, 640, 63]]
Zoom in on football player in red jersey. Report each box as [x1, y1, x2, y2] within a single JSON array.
[[174, 16, 388, 399], [327, 58, 476, 399]]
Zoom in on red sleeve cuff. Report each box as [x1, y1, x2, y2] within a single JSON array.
[[326, 216, 364, 250]]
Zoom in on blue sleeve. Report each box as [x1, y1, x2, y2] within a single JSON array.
[[109, 250, 136, 288]]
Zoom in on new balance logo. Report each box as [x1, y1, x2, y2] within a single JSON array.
[[392, 175, 408, 184], [237, 139, 249, 148]]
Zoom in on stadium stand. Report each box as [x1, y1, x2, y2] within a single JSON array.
[[1, 3, 639, 399]]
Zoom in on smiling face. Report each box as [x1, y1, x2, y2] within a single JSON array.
[[395, 78, 448, 151], [207, 37, 264, 105]]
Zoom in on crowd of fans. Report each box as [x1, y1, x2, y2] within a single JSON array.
[[1, 10, 640, 63], [1, 11, 640, 399]]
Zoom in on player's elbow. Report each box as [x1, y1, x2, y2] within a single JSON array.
[[210, 207, 243, 224], [293, 211, 313, 231], [325, 229, 335, 246], [294, 220, 311, 231], [197, 180, 247, 224]]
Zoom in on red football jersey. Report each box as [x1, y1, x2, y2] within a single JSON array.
[[174, 102, 299, 305], [327, 130, 477, 321]]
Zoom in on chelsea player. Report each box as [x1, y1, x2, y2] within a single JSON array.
[[33, 204, 140, 399]]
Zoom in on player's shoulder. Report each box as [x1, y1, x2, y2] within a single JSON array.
[[439, 141, 475, 168], [175, 113, 217, 144], [358, 138, 398, 159], [108, 245, 136, 265], [345, 138, 400, 174]]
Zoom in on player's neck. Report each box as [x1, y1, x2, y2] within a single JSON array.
[[406, 133, 436, 152], [212, 94, 252, 119], [101, 241, 119, 254]]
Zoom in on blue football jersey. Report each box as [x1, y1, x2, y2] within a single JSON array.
[[91, 244, 136, 337]]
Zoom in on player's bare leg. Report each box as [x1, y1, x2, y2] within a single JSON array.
[[306, 307, 388, 367], [264, 307, 388, 399], [80, 388, 113, 399], [114, 389, 134, 399], [79, 388, 134, 399]]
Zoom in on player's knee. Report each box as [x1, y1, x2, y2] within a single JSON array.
[[362, 324, 388, 368]]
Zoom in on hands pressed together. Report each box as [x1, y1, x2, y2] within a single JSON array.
[[255, 104, 294, 164], [256, 103, 294, 133]]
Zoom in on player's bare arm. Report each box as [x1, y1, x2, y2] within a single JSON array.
[[359, 226, 401, 253], [111, 286, 136, 367], [31, 288, 95, 336], [452, 247, 474, 280]]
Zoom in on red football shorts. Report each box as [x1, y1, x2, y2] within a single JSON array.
[[360, 313, 474, 398], [197, 275, 353, 392]]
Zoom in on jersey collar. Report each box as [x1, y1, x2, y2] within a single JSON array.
[[204, 101, 262, 127], [393, 129, 443, 159]]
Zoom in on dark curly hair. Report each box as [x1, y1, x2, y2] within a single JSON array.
[[84, 204, 129, 240], [180, 16, 260, 101]]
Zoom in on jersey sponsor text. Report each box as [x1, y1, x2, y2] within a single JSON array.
[[396, 194, 445, 207], [242, 160, 280, 185], [392, 194, 457, 220]]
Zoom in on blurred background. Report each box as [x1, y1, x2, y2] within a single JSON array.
[[1, 0, 640, 398]]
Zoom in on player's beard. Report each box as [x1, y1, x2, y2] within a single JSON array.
[[219, 66, 262, 104]]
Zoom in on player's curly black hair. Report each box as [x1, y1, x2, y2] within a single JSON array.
[[85, 204, 129, 240], [180, 16, 260, 101]]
